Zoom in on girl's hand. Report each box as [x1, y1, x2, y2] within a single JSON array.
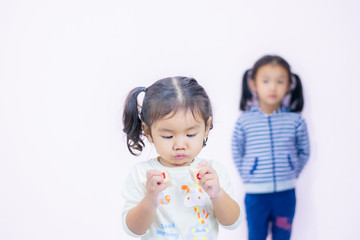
[[125, 169, 169, 235], [145, 169, 168, 207], [197, 161, 222, 199]]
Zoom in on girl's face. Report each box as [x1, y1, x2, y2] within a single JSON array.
[[143, 109, 211, 167], [250, 63, 290, 114]]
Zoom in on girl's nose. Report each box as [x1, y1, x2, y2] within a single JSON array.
[[174, 137, 186, 150], [269, 82, 276, 90]]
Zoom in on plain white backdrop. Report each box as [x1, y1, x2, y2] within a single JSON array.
[[1, 0, 359, 239]]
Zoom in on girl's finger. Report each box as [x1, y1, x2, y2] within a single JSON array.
[[197, 161, 208, 168], [146, 169, 162, 179], [199, 166, 217, 180]]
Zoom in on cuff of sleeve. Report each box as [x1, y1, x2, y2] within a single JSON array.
[[122, 211, 147, 238], [219, 204, 244, 230]]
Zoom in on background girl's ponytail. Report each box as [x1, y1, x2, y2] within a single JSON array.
[[122, 87, 146, 156], [240, 69, 253, 111], [289, 73, 304, 112]]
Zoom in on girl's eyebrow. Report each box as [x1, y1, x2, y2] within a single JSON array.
[[158, 125, 200, 132], [186, 125, 201, 131], [158, 128, 173, 132], [261, 73, 286, 78]]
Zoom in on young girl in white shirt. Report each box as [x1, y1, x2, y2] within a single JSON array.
[[122, 76, 242, 239]]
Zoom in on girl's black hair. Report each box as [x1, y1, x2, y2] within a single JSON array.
[[240, 55, 304, 112], [123, 76, 213, 156]]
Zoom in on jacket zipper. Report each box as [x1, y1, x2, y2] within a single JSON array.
[[268, 116, 277, 192]]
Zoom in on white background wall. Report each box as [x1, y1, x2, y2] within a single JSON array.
[[1, 0, 359, 239]]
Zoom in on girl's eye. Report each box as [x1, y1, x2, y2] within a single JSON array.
[[187, 133, 197, 137], [278, 80, 284, 84], [162, 136, 173, 139], [263, 79, 269, 83]]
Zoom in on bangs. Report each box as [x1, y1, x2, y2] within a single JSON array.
[[146, 99, 205, 126]]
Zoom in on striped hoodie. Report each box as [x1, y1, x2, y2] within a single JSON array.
[[232, 106, 310, 193]]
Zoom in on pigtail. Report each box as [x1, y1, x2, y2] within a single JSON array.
[[240, 69, 253, 111], [289, 73, 304, 112], [122, 87, 146, 155]]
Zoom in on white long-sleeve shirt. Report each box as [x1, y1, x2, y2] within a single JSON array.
[[122, 157, 242, 240]]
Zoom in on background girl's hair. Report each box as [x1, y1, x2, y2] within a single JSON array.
[[240, 69, 253, 111], [123, 76, 213, 156], [290, 73, 304, 112], [240, 55, 304, 112]]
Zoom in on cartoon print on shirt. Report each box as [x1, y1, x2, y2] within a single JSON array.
[[185, 223, 211, 240], [160, 191, 171, 205], [193, 206, 209, 224], [156, 222, 180, 239], [181, 184, 211, 239], [181, 184, 206, 205]]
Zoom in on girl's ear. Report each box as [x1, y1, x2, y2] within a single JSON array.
[[204, 117, 212, 138], [142, 123, 153, 143], [248, 78, 257, 92]]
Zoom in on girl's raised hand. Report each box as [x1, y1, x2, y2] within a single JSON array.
[[197, 161, 222, 199], [145, 169, 168, 207]]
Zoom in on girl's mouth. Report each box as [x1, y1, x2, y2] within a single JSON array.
[[175, 154, 186, 160]]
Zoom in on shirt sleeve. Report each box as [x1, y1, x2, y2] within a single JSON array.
[[121, 164, 148, 238], [212, 161, 243, 230], [295, 116, 310, 177], [231, 117, 246, 177]]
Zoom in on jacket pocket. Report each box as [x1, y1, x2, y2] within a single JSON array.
[[250, 157, 258, 175], [288, 154, 294, 171]]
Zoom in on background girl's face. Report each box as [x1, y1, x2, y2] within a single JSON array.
[[144, 109, 210, 167], [251, 63, 290, 113]]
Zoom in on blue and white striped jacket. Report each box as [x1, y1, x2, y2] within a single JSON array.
[[232, 106, 310, 193]]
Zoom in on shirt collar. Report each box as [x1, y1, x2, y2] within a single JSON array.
[[250, 105, 290, 115]]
